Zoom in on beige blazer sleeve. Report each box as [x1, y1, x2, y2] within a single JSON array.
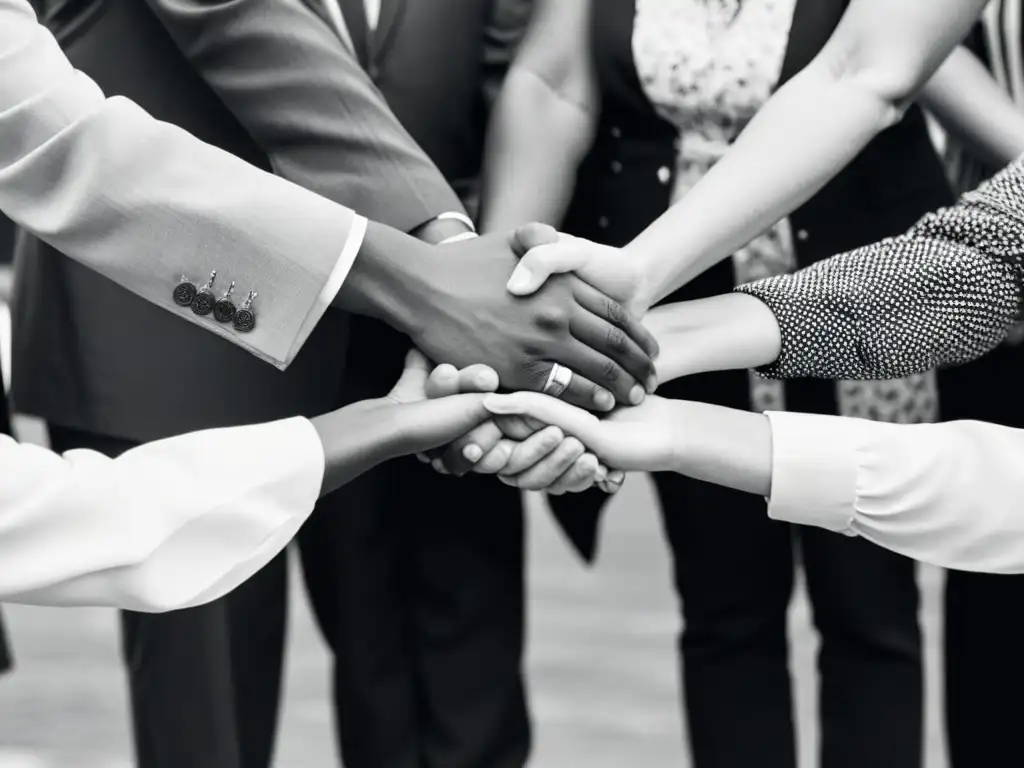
[[0, 0, 363, 369]]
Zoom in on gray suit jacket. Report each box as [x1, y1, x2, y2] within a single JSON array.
[[14, 0, 461, 441]]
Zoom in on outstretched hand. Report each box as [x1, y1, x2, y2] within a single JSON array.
[[506, 232, 653, 317]]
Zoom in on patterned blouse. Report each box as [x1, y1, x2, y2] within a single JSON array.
[[736, 155, 1024, 379], [632, 0, 939, 422]]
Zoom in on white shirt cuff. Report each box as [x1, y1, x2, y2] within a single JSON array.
[[765, 411, 868, 535], [435, 211, 476, 232], [286, 214, 367, 363]]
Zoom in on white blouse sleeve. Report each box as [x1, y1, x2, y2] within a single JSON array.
[[765, 411, 1024, 574], [0, 417, 324, 611]]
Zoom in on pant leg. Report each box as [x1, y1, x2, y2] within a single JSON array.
[[297, 469, 419, 768], [944, 569, 1024, 768], [227, 549, 290, 768], [655, 471, 797, 768], [406, 459, 529, 768], [799, 526, 923, 768], [48, 425, 242, 768]]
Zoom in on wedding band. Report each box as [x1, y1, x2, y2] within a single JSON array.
[[542, 363, 573, 398]]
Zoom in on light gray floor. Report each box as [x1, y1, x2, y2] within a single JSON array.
[[0, 300, 949, 767]]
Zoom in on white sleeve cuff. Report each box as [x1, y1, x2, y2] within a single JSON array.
[[765, 411, 867, 534], [287, 214, 367, 363], [435, 211, 476, 232]]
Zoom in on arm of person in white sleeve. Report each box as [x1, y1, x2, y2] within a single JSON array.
[[480, 391, 1024, 575], [0, 353, 499, 611]]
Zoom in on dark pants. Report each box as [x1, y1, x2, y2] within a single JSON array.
[[49, 416, 529, 768], [300, 318, 530, 768], [938, 347, 1024, 768], [0, 384, 12, 676], [656, 372, 923, 768]]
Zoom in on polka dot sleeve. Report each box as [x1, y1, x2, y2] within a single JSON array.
[[734, 158, 1024, 380]]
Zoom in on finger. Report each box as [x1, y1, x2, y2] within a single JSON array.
[[398, 394, 493, 456], [485, 392, 603, 443], [573, 281, 660, 385], [558, 340, 646, 408], [423, 363, 461, 399], [509, 222, 560, 259], [473, 439, 517, 474], [599, 469, 627, 494], [506, 238, 589, 296], [498, 426, 565, 476], [531, 360, 616, 412], [546, 452, 600, 496], [389, 348, 434, 400], [440, 421, 503, 475], [493, 414, 548, 440], [511, 437, 586, 491], [569, 304, 654, 400], [455, 364, 500, 394]]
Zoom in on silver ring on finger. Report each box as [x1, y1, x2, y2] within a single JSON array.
[[542, 363, 573, 398]]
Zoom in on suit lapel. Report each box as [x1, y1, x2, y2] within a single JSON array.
[[371, 0, 408, 64], [777, 0, 848, 87]]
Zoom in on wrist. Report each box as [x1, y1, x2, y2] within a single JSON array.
[[334, 221, 433, 337]]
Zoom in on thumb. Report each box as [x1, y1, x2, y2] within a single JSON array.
[[505, 238, 591, 296], [509, 221, 559, 258], [389, 348, 432, 401]]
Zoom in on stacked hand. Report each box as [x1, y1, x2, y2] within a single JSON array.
[[416, 360, 625, 495], [406, 225, 658, 411]]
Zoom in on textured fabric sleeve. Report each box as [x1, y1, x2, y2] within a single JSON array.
[[735, 156, 1024, 380]]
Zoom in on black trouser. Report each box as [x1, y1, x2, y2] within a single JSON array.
[[0, 385, 12, 676], [298, 318, 530, 768], [938, 348, 1024, 768], [655, 372, 923, 768], [48, 425, 289, 768], [49, 417, 528, 768]]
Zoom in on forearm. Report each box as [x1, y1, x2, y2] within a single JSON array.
[[310, 405, 399, 496], [921, 46, 1024, 167], [624, 0, 987, 310], [479, 67, 596, 231], [644, 293, 781, 384], [626, 62, 904, 308], [669, 401, 773, 497]]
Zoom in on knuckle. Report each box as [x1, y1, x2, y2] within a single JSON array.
[[606, 326, 629, 352], [605, 298, 627, 326], [600, 359, 621, 383], [534, 303, 570, 332]]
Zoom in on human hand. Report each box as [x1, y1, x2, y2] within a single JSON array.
[[481, 392, 685, 473], [505, 233, 653, 317], [416, 359, 624, 495], [409, 224, 658, 410]]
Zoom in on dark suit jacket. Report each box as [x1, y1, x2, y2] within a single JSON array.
[[553, 0, 954, 562], [13, 0, 462, 442], [317, 0, 532, 394]]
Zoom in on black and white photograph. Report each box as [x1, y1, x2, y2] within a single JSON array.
[[1, 1, 1023, 766]]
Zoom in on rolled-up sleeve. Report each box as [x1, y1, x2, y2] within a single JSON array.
[[0, 417, 324, 611], [766, 411, 1024, 574]]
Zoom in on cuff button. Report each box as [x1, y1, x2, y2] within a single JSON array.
[[233, 290, 257, 333], [173, 276, 197, 307]]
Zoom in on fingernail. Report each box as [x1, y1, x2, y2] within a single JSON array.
[[646, 374, 658, 394], [595, 464, 608, 482], [506, 267, 533, 294], [629, 384, 645, 405], [431, 458, 450, 475], [594, 389, 615, 411], [463, 444, 483, 463]]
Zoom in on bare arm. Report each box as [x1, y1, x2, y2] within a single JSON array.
[[623, 0, 989, 309], [478, 0, 598, 231], [921, 45, 1024, 167]]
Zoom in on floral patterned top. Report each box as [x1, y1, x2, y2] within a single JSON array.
[[631, 0, 939, 423], [736, 155, 1024, 379]]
